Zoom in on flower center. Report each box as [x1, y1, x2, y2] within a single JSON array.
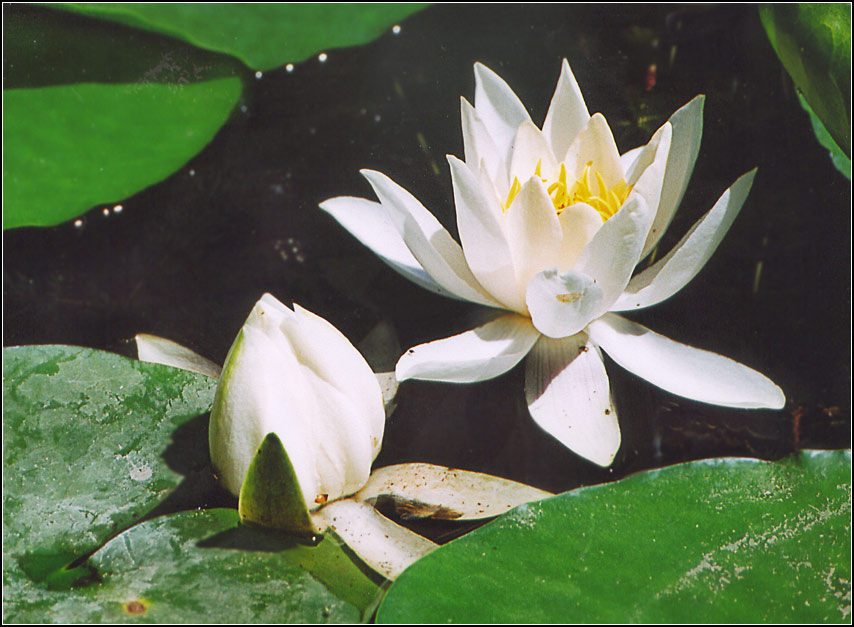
[[504, 160, 632, 222]]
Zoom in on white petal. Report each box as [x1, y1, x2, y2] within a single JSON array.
[[395, 313, 540, 383], [575, 195, 652, 315], [286, 304, 386, 459], [556, 202, 604, 270], [360, 169, 499, 307], [314, 498, 436, 581], [561, 113, 624, 187], [525, 333, 620, 466], [504, 176, 563, 300], [447, 155, 525, 312], [210, 304, 311, 497], [508, 120, 557, 185], [619, 146, 644, 180], [135, 333, 222, 379], [588, 313, 786, 409], [474, 62, 532, 169], [614, 170, 757, 311], [542, 58, 590, 161], [461, 97, 507, 190], [643, 95, 705, 257], [356, 463, 552, 520], [319, 196, 450, 298], [526, 268, 604, 339], [625, 122, 672, 214]]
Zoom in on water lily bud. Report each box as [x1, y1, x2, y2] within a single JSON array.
[[209, 293, 385, 512]]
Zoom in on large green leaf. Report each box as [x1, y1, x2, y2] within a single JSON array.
[[760, 3, 851, 156], [2, 345, 217, 619], [6, 509, 381, 623], [60, 3, 431, 71], [3, 78, 241, 229], [377, 451, 852, 623]]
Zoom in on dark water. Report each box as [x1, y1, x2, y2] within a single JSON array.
[[4, 4, 850, 499]]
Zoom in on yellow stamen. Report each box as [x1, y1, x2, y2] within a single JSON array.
[[504, 177, 522, 210], [504, 159, 632, 220], [553, 161, 631, 220]]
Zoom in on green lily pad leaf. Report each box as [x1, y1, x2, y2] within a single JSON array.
[[239, 432, 321, 535], [3, 78, 241, 229], [6, 509, 383, 623], [798, 92, 852, 180], [760, 3, 851, 156], [60, 3, 431, 71], [3, 345, 217, 620], [377, 450, 852, 623]]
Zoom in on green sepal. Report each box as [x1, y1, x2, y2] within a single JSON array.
[[238, 432, 322, 536]]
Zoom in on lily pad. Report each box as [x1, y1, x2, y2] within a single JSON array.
[[3, 78, 241, 229], [5, 509, 380, 623], [2, 345, 217, 621], [377, 450, 852, 623], [60, 3, 431, 71]]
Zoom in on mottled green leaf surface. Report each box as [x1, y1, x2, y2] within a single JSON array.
[[3, 345, 217, 620], [6, 509, 381, 623], [60, 3, 431, 71], [378, 451, 852, 623], [3, 78, 241, 229], [760, 3, 851, 156]]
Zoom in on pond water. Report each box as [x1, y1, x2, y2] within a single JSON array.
[[4, 4, 850, 508]]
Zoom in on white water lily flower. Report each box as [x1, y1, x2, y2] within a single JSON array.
[[320, 59, 785, 467], [209, 293, 386, 507]]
